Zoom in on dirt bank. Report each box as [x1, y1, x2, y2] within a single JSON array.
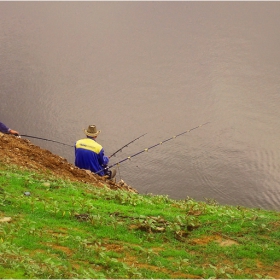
[[0, 133, 137, 193]]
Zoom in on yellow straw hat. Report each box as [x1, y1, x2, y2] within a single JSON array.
[[84, 125, 101, 137]]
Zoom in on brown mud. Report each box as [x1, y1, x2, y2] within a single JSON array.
[[0, 133, 137, 193]]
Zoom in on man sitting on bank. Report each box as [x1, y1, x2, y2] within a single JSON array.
[[75, 125, 116, 180]]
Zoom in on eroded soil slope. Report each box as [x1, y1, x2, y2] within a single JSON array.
[[0, 133, 136, 192]]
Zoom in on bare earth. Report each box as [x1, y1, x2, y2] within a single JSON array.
[[0, 133, 137, 193]]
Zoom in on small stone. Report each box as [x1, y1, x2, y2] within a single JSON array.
[[0, 217, 12, 223]]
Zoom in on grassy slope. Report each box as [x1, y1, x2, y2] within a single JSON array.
[[0, 162, 280, 279]]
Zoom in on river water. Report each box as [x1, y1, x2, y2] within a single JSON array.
[[1, 2, 280, 210]]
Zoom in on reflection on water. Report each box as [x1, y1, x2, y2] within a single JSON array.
[[1, 1, 280, 210]]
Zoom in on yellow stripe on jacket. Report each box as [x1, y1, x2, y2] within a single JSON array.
[[75, 138, 103, 154]]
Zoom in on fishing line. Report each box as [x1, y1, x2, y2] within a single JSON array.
[[117, 164, 122, 181], [96, 122, 210, 175]]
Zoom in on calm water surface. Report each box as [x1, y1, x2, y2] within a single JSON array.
[[1, 2, 280, 210]]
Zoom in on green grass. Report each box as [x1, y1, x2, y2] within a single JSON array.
[[0, 162, 279, 279]]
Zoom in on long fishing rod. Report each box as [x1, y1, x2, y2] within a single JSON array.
[[20, 132, 147, 156], [109, 133, 147, 158], [20, 134, 74, 147], [96, 122, 210, 174]]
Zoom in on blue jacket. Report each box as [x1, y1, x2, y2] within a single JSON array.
[[75, 138, 109, 176], [0, 122, 10, 134]]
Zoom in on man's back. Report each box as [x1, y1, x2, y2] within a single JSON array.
[[75, 138, 108, 175]]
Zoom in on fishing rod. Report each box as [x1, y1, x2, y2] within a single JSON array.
[[20, 134, 74, 147], [20, 132, 147, 155], [109, 133, 147, 158], [96, 122, 210, 175]]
